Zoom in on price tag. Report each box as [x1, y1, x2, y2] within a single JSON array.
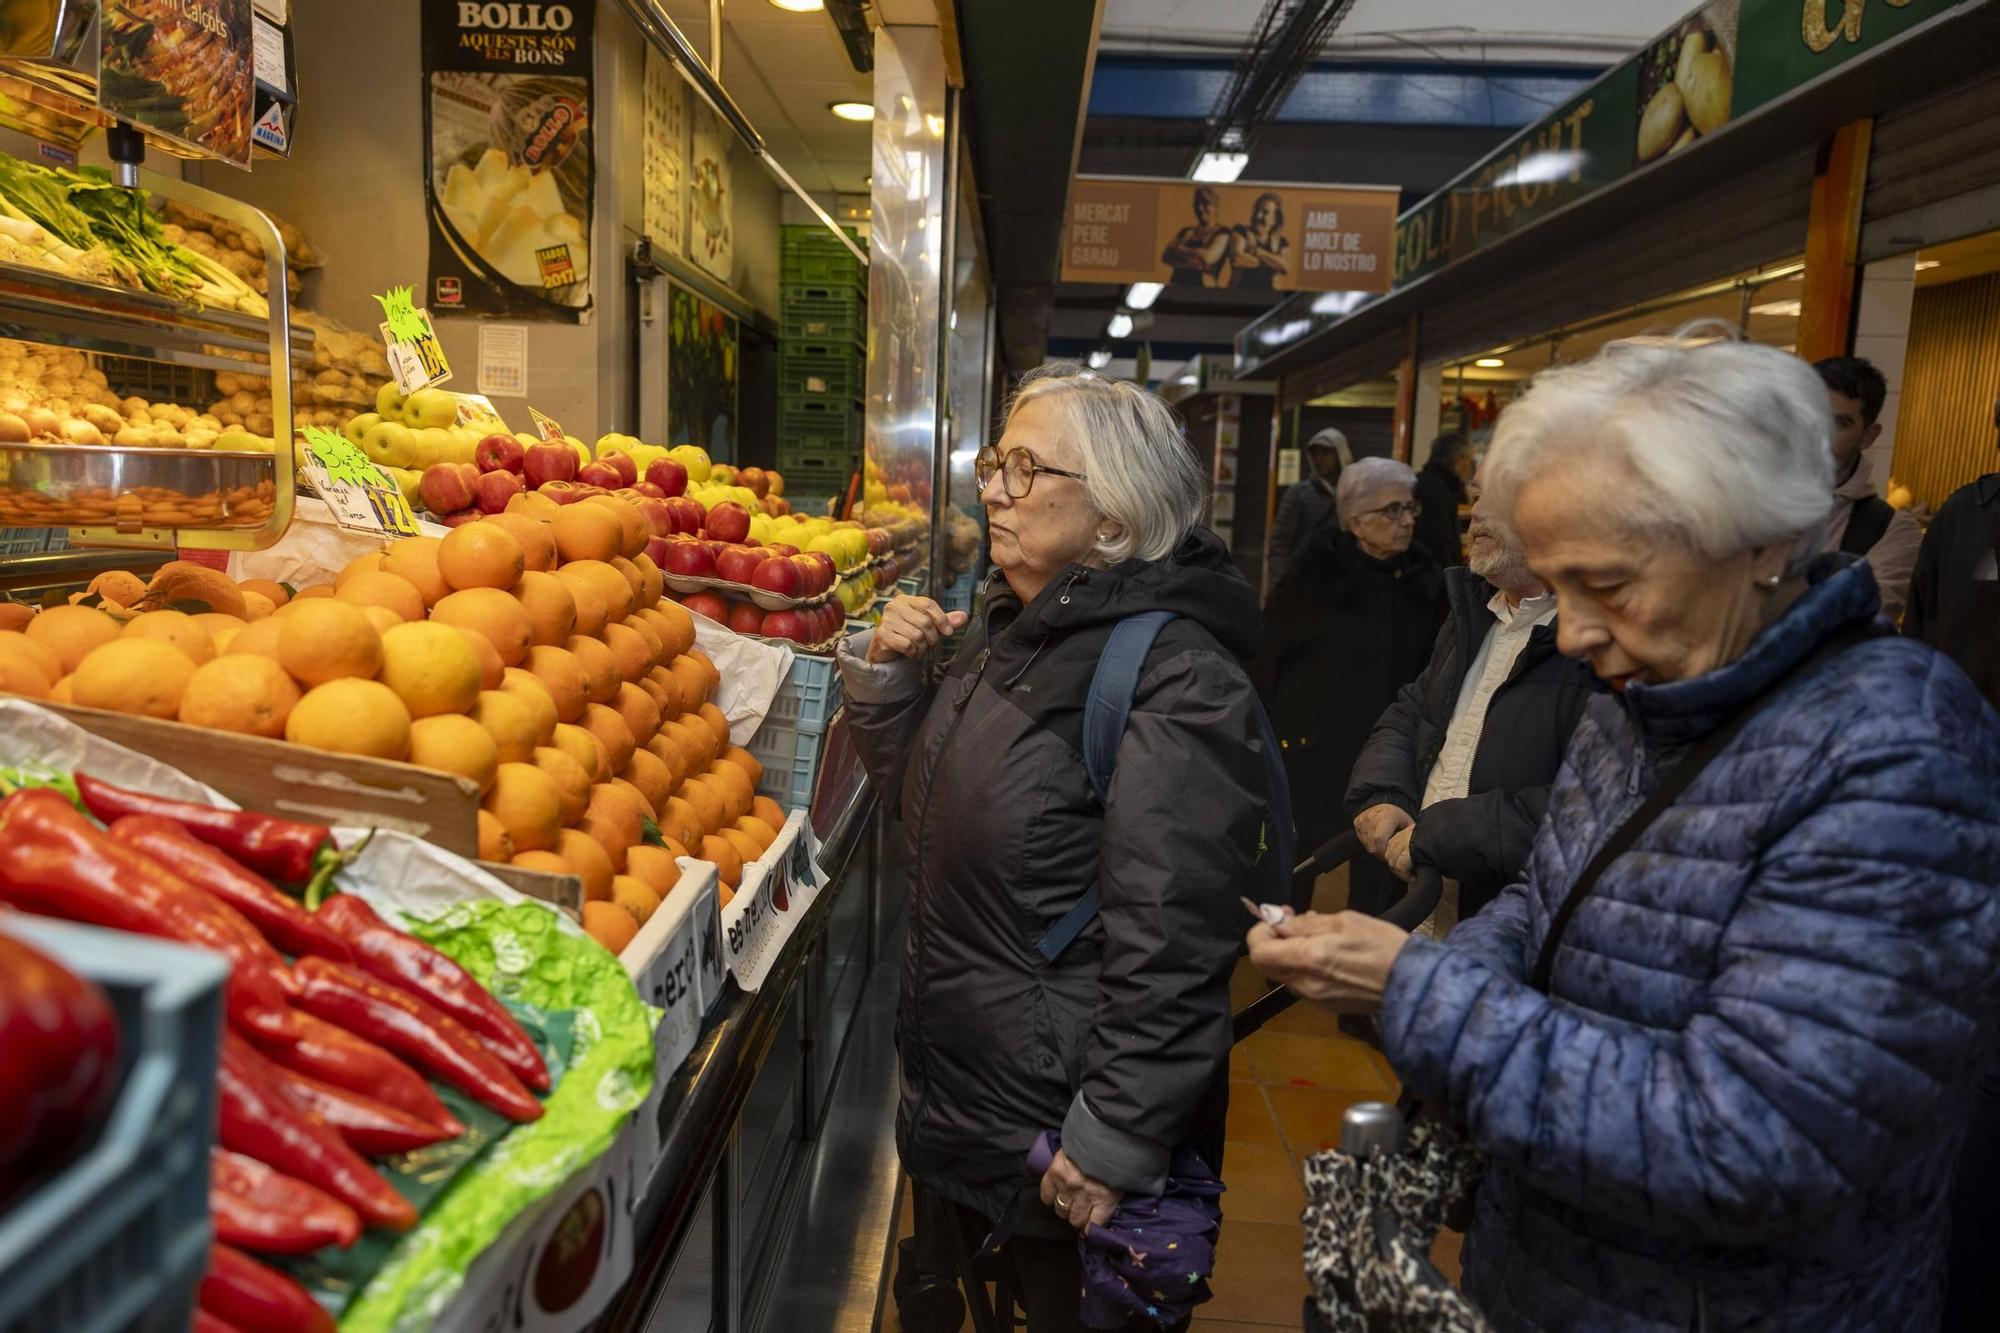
[[374, 285, 452, 395], [528, 406, 567, 444], [300, 427, 421, 538], [453, 392, 507, 429]]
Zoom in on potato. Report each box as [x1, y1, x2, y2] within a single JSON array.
[[1638, 83, 1686, 162], [1681, 48, 1732, 135]]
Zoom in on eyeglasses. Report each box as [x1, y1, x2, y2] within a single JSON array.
[[1358, 500, 1423, 521], [974, 446, 1088, 498]]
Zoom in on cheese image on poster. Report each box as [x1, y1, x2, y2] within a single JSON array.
[[440, 146, 587, 290]]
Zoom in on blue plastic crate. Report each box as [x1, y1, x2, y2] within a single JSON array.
[[0, 916, 226, 1333], [765, 650, 842, 735], [746, 712, 825, 813]]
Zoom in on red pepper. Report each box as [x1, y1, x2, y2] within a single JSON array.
[[265, 1065, 457, 1156], [293, 957, 543, 1123], [199, 1242, 335, 1333], [74, 774, 349, 898], [195, 1310, 247, 1333], [210, 1148, 361, 1254], [317, 894, 548, 1090], [252, 1008, 461, 1134], [0, 930, 120, 1204], [0, 790, 295, 1043], [217, 1033, 417, 1232], [105, 816, 354, 965]]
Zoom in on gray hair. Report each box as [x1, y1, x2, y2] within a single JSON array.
[[1480, 326, 1834, 563], [1336, 456, 1417, 525], [1004, 364, 1205, 563]]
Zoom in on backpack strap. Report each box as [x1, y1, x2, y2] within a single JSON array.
[[1035, 611, 1176, 963], [1840, 493, 1896, 556]]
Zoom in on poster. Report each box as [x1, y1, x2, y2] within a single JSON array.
[[642, 46, 687, 255], [422, 0, 593, 321], [668, 284, 737, 456], [1060, 177, 1399, 293], [688, 101, 733, 283], [1635, 0, 1739, 165], [100, 0, 255, 168]]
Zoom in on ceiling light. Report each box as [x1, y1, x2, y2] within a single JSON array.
[[1192, 151, 1249, 183], [1750, 299, 1802, 317], [768, 0, 824, 10], [1087, 350, 1113, 369], [1106, 312, 1133, 339], [1914, 259, 1942, 271], [1124, 282, 1164, 311], [829, 102, 875, 122], [925, 113, 946, 137], [1177, 373, 1198, 386], [1474, 357, 1505, 368]]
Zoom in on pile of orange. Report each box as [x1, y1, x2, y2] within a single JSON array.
[[0, 492, 792, 957]]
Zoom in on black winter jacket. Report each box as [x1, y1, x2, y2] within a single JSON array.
[[840, 530, 1272, 1231], [1906, 471, 2000, 712], [1412, 458, 1467, 569], [1343, 567, 1599, 917]]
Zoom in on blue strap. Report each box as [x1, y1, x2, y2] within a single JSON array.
[[1037, 612, 1175, 963]]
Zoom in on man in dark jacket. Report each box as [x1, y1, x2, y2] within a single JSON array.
[[1265, 426, 1347, 586], [1411, 433, 1472, 567], [1345, 476, 1597, 920], [1814, 356, 1921, 621], [1906, 391, 2000, 711]]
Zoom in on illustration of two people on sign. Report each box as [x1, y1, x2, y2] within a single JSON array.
[[1160, 187, 1290, 289]]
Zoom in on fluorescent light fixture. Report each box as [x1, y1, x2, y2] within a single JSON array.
[[1914, 259, 1942, 271], [1124, 281, 1164, 311], [829, 101, 875, 122], [1310, 290, 1367, 317], [1106, 312, 1134, 339], [1192, 151, 1249, 183], [1474, 357, 1505, 368], [1750, 299, 1803, 317], [1493, 150, 1586, 188], [768, 0, 824, 10], [1087, 349, 1113, 369], [1258, 318, 1313, 346], [1177, 373, 1198, 386]]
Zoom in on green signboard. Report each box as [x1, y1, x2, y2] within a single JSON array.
[[1736, 0, 1963, 115]]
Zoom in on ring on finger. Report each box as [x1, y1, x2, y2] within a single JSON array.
[[1055, 1195, 1070, 1210]]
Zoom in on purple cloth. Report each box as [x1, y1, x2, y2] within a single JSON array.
[[1028, 1131, 1223, 1328]]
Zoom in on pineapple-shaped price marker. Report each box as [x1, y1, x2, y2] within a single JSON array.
[[375, 285, 453, 394], [301, 426, 421, 537]]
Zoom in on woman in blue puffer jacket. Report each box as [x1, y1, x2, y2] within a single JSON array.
[[1251, 333, 2000, 1332]]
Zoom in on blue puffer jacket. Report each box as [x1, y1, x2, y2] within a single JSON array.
[[1380, 558, 2000, 1332]]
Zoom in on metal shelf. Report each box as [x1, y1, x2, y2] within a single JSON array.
[[0, 441, 279, 539], [0, 261, 314, 373]]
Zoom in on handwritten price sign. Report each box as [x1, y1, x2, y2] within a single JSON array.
[[375, 285, 452, 394]]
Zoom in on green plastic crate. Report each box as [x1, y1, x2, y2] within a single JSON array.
[[777, 351, 862, 399], [780, 284, 864, 345]]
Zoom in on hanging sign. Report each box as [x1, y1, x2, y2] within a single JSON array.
[[375, 286, 452, 395], [300, 427, 421, 538], [100, 0, 256, 169], [422, 0, 594, 321]]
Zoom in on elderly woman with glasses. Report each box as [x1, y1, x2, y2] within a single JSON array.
[[1253, 455, 1447, 914], [838, 365, 1281, 1332]]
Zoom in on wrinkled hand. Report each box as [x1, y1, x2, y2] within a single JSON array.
[[1384, 824, 1416, 883], [866, 595, 968, 664], [1354, 803, 1414, 858], [1247, 911, 1411, 1013], [1038, 1148, 1122, 1232]]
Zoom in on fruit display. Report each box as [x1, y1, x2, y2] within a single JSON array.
[[0, 336, 235, 449], [212, 310, 393, 437], [162, 199, 322, 305]]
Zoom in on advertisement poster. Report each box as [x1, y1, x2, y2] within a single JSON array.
[[100, 0, 255, 168], [668, 284, 737, 456], [1635, 0, 1739, 165], [688, 101, 734, 283], [422, 1, 593, 321], [642, 47, 687, 256], [1061, 177, 1399, 293]]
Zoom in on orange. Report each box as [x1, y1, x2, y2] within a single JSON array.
[[659, 717, 716, 773], [335, 552, 385, 587], [564, 635, 621, 706], [194, 612, 246, 645], [379, 621, 483, 718], [0, 653, 50, 698], [223, 616, 284, 660], [551, 504, 621, 564], [644, 665, 686, 717], [336, 570, 426, 624], [581, 901, 638, 954], [178, 654, 300, 737], [751, 795, 786, 830], [735, 815, 779, 852], [506, 490, 560, 521], [278, 598, 383, 686], [601, 622, 651, 683], [581, 702, 636, 773], [697, 702, 731, 751], [687, 648, 721, 697], [512, 570, 578, 647], [608, 555, 647, 607], [477, 808, 515, 862], [719, 745, 764, 787], [556, 571, 608, 638], [630, 554, 665, 611], [533, 744, 593, 823], [563, 560, 635, 625], [0, 630, 62, 683], [484, 511, 556, 572], [510, 849, 569, 877], [612, 874, 661, 926], [239, 591, 277, 622], [676, 778, 725, 837], [621, 615, 664, 671], [26, 604, 121, 673], [292, 584, 335, 600], [645, 734, 690, 791], [120, 610, 215, 664], [0, 603, 32, 632], [286, 678, 411, 760], [721, 827, 763, 869], [700, 834, 744, 891], [433, 588, 533, 667], [608, 775, 656, 821], [381, 537, 451, 607], [438, 522, 526, 592], [471, 688, 541, 763], [621, 745, 674, 812], [649, 601, 697, 660], [551, 721, 611, 784], [613, 680, 662, 747], [85, 569, 147, 607], [624, 844, 683, 898], [656, 796, 703, 851], [703, 761, 754, 821], [692, 770, 747, 825], [587, 782, 646, 848], [237, 577, 290, 609], [408, 713, 501, 794], [667, 655, 709, 711], [483, 761, 562, 852], [498, 667, 559, 746], [636, 676, 671, 714], [455, 624, 506, 689], [717, 883, 735, 909], [523, 644, 588, 723], [581, 495, 648, 558], [554, 827, 615, 902], [72, 639, 195, 718], [577, 810, 631, 873], [359, 606, 404, 636]]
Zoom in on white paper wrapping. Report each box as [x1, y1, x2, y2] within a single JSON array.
[[225, 496, 391, 588], [689, 608, 793, 744]]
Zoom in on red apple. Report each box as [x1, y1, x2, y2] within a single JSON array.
[[803, 551, 836, 589], [751, 557, 802, 597], [682, 591, 731, 623], [524, 441, 579, 486], [761, 608, 810, 643], [645, 457, 689, 497], [737, 466, 769, 499], [666, 497, 706, 535], [761, 495, 790, 517], [633, 497, 675, 538], [768, 543, 799, 558], [602, 451, 638, 486], [577, 460, 623, 489], [475, 433, 526, 475], [631, 481, 666, 500], [662, 538, 717, 577], [704, 501, 752, 544], [727, 602, 766, 635], [439, 508, 482, 528], [539, 480, 587, 504], [419, 462, 478, 515], [714, 545, 765, 585], [474, 469, 524, 514], [643, 536, 672, 568]]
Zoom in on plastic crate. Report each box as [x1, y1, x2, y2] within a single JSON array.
[[746, 652, 844, 811], [0, 916, 227, 1333], [780, 285, 864, 345], [771, 460, 855, 505], [777, 351, 862, 400]]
